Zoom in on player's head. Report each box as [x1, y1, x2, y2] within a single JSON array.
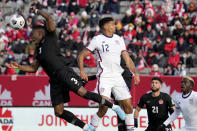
[[151, 77, 163, 92], [99, 17, 115, 34], [181, 76, 194, 94], [31, 20, 46, 44]]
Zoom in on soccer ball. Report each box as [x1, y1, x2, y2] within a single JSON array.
[[9, 14, 25, 30]]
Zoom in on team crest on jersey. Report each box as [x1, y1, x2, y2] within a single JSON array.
[[159, 99, 163, 104], [189, 99, 193, 104], [115, 40, 120, 45]]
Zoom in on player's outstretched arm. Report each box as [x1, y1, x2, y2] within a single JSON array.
[[122, 51, 140, 85], [9, 60, 40, 73], [30, 6, 55, 32], [78, 49, 91, 81]]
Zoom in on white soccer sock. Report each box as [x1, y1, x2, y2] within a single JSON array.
[[125, 113, 134, 129], [112, 104, 116, 110], [90, 113, 101, 128]]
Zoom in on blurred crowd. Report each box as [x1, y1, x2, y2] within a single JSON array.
[[0, 0, 197, 76]]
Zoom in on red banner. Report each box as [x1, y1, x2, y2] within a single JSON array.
[[0, 75, 196, 107]]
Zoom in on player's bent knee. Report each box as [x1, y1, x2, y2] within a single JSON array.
[[97, 105, 108, 117], [54, 104, 64, 116], [119, 100, 133, 113], [77, 86, 87, 97]]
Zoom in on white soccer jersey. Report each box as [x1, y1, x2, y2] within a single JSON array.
[[87, 34, 126, 77], [175, 91, 197, 130]]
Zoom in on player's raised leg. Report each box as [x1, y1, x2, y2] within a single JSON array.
[[54, 103, 94, 131], [77, 86, 125, 120]]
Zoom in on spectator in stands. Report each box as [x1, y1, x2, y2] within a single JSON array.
[[70, 25, 81, 41], [65, 49, 77, 67], [89, 11, 99, 28], [67, 0, 80, 14], [5, 24, 16, 41], [183, 30, 190, 43], [157, 23, 171, 40], [73, 36, 85, 55], [181, 51, 194, 68], [59, 34, 74, 51], [97, 0, 109, 14], [149, 64, 162, 77], [187, 38, 196, 53], [172, 21, 184, 40], [163, 64, 174, 75], [85, 0, 99, 14], [86, 25, 100, 40], [141, 37, 152, 57], [56, 0, 70, 7], [19, 49, 35, 75], [170, 13, 181, 26], [57, 3, 67, 13], [155, 8, 168, 24], [12, 38, 26, 54], [121, 9, 133, 26], [0, 28, 8, 48], [83, 53, 96, 67], [4, 53, 16, 75], [174, 62, 186, 76], [68, 12, 78, 27], [57, 12, 69, 28], [145, 16, 155, 28], [136, 26, 144, 41], [115, 20, 124, 36], [108, 0, 120, 14], [129, 0, 143, 15], [144, 1, 155, 18], [78, 11, 90, 29], [152, 36, 164, 54], [181, 13, 191, 27], [25, 41, 36, 54], [188, 26, 195, 39], [144, 24, 156, 41], [124, 23, 136, 45], [188, 1, 196, 13], [78, 0, 88, 8], [168, 48, 180, 68], [136, 50, 146, 71], [0, 50, 7, 74], [176, 37, 187, 54], [164, 36, 177, 55], [31, 0, 43, 10], [192, 12, 197, 26]]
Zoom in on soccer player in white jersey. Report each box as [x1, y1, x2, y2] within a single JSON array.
[[157, 76, 197, 131], [78, 17, 140, 131]]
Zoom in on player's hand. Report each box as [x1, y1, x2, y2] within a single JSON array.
[[30, 6, 37, 13], [9, 62, 20, 69], [134, 73, 140, 85], [156, 124, 166, 131], [80, 71, 88, 81], [134, 118, 138, 128]]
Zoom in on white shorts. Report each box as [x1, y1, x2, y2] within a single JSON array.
[[95, 76, 131, 101]]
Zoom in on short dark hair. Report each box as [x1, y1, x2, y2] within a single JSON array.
[[152, 77, 163, 84], [183, 76, 194, 88], [99, 17, 114, 29]]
